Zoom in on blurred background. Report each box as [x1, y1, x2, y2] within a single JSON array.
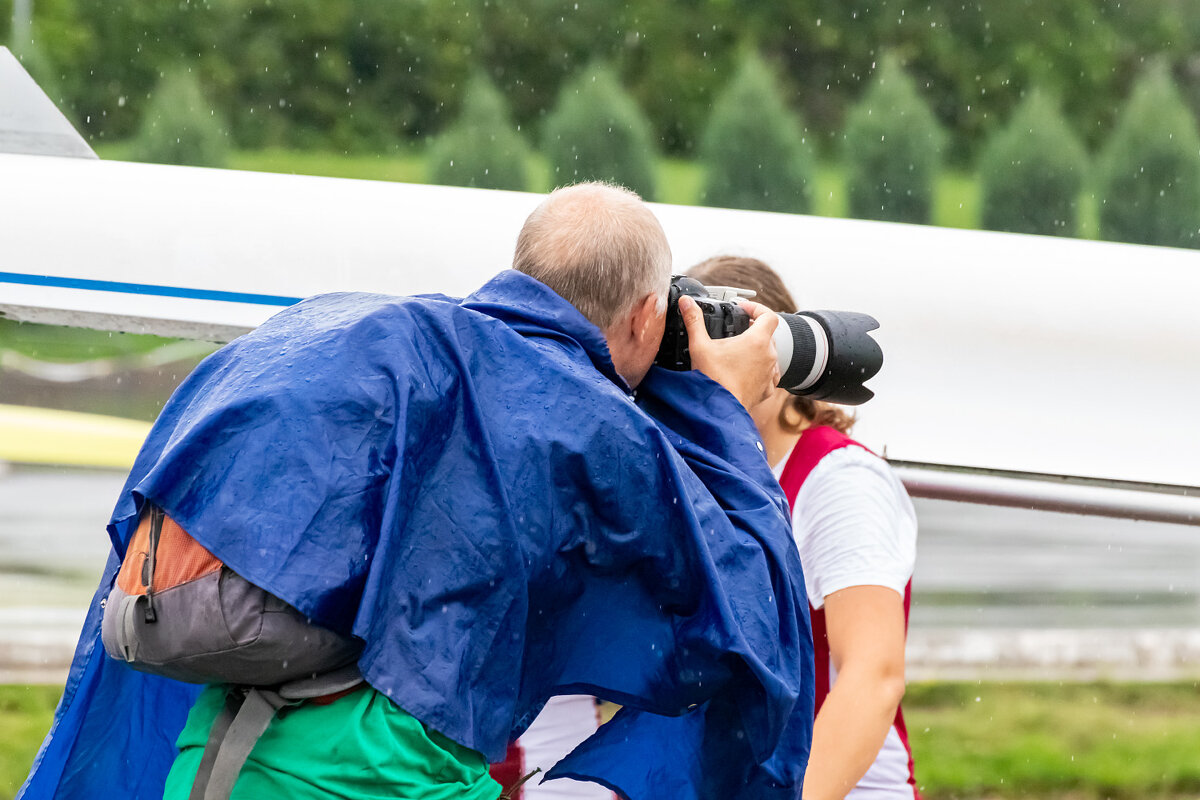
[[7, 0, 1200, 243], [3, 1, 1200, 798]]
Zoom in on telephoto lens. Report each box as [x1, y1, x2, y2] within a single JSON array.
[[771, 309, 882, 405], [653, 276, 883, 406]]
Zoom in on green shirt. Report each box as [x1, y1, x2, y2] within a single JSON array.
[[164, 684, 501, 800]]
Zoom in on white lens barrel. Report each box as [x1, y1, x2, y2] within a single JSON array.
[[794, 315, 829, 391], [771, 316, 794, 380]]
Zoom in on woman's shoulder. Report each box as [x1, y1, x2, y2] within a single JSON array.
[[799, 440, 915, 525], [810, 438, 889, 479]]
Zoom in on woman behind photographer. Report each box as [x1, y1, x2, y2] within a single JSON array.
[[687, 256, 920, 800]]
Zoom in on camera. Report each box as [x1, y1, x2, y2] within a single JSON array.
[[654, 276, 883, 405]]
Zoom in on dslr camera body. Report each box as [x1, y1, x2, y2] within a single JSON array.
[[654, 276, 883, 406]]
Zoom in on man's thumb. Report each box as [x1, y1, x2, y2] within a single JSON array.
[[678, 295, 709, 342]]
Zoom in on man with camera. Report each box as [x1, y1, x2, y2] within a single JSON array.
[[22, 182, 813, 800]]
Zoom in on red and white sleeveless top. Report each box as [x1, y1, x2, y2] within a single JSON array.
[[490, 695, 616, 800], [778, 425, 920, 800]]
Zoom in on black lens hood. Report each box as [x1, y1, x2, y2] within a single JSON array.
[[789, 310, 883, 406]]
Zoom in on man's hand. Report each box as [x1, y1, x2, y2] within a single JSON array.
[[679, 295, 781, 409]]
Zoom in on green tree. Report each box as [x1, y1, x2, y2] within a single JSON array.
[[843, 54, 944, 224], [979, 90, 1088, 237], [542, 63, 658, 199], [21, 0, 1200, 162], [698, 52, 813, 214], [1096, 62, 1200, 249], [427, 74, 530, 191], [130, 67, 230, 168], [32, 0, 223, 142]]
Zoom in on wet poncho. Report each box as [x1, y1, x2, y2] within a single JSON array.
[[19, 270, 814, 800]]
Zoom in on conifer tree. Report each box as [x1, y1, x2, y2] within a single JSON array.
[[843, 54, 944, 224], [1097, 62, 1200, 249], [542, 64, 658, 199], [131, 67, 230, 168], [428, 74, 531, 191], [699, 52, 814, 214], [979, 90, 1088, 237]]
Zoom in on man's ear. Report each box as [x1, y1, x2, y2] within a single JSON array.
[[630, 292, 662, 346]]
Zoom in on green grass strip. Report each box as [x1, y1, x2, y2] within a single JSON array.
[[92, 144, 1105, 236], [0, 685, 60, 800], [4, 681, 1200, 799], [0, 318, 177, 363], [906, 681, 1200, 798]]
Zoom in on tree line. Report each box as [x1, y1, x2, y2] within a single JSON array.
[[129, 50, 1200, 250], [9, 0, 1200, 248], [12, 0, 1200, 159]]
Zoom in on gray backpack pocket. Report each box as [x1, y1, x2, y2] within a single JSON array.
[[100, 505, 365, 799], [100, 504, 361, 685], [102, 566, 361, 685]]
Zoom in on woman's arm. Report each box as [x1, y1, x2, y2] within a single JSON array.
[[801, 584, 908, 800]]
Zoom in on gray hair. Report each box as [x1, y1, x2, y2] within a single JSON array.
[[513, 182, 672, 330]]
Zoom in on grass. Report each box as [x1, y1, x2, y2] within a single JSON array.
[[0, 685, 60, 800], [92, 142, 1112, 238], [658, 158, 706, 206], [0, 318, 178, 363], [906, 681, 1200, 799], [94, 142, 430, 185], [3, 681, 1200, 799], [934, 171, 984, 231], [93, 139, 1114, 240], [229, 147, 429, 185]]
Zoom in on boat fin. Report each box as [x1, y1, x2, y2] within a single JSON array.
[[0, 45, 96, 159]]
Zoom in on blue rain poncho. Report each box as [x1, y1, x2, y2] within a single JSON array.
[[20, 270, 814, 800]]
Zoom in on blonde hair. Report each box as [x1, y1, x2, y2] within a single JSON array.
[[514, 182, 672, 330], [687, 255, 856, 435]]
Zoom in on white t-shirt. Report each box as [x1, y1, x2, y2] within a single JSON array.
[[775, 444, 917, 608], [775, 443, 919, 800], [509, 695, 615, 800]]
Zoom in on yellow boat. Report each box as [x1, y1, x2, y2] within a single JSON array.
[[0, 404, 150, 469]]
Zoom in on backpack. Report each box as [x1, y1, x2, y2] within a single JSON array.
[[101, 504, 364, 800]]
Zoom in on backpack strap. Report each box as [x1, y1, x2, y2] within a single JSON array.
[[278, 663, 366, 701], [189, 666, 365, 800], [110, 504, 166, 659], [191, 687, 290, 800], [141, 504, 164, 623], [188, 690, 239, 800]]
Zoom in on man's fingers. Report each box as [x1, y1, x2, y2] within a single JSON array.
[[744, 312, 780, 346], [740, 301, 780, 335], [678, 295, 711, 343], [739, 300, 773, 321]]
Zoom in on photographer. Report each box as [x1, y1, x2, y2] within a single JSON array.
[[22, 184, 813, 800], [688, 255, 919, 800]]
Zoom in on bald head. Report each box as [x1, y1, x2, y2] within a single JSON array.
[[513, 182, 672, 331]]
